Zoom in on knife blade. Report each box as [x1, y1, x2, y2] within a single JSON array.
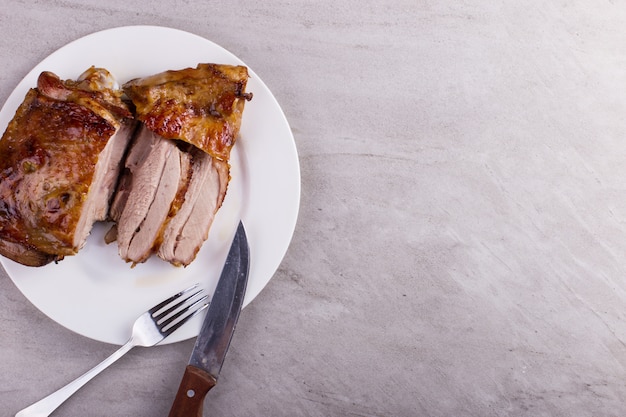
[[168, 221, 250, 417]]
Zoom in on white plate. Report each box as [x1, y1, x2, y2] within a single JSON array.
[[0, 26, 300, 345]]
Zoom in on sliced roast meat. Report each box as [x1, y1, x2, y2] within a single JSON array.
[[110, 133, 229, 267], [125, 141, 182, 263], [108, 125, 157, 224], [106, 63, 252, 267], [118, 64, 251, 267], [113, 125, 179, 263], [156, 147, 212, 263], [0, 69, 133, 266], [167, 157, 229, 266], [72, 119, 136, 252], [157, 149, 229, 266]]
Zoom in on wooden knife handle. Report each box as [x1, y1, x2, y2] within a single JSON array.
[[168, 365, 217, 417]]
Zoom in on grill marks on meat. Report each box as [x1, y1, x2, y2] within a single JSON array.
[[0, 69, 134, 266]]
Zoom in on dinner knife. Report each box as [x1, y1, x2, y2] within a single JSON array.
[[168, 221, 250, 417]]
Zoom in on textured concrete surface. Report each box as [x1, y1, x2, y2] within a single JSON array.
[[2, 1, 626, 416]]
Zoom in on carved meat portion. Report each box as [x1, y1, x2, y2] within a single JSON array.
[[110, 126, 181, 264], [157, 148, 229, 266], [109, 63, 251, 266], [0, 63, 250, 268], [123, 63, 252, 161], [109, 137, 230, 266], [0, 69, 134, 266]]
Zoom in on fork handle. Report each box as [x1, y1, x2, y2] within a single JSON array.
[[168, 365, 217, 417], [15, 340, 135, 417]]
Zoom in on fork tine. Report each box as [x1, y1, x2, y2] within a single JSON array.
[[152, 288, 204, 323], [159, 295, 210, 336], [159, 293, 209, 327], [149, 283, 200, 316]]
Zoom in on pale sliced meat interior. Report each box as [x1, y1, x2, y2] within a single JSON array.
[[108, 126, 229, 266], [158, 149, 229, 266]]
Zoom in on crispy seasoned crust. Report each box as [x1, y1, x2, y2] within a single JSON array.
[[38, 69, 132, 123], [123, 63, 252, 161], [0, 89, 116, 263], [0, 69, 133, 266]]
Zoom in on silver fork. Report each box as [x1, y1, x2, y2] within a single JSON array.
[[15, 284, 209, 417]]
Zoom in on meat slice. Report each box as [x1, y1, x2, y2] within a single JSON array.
[[0, 69, 134, 266], [125, 142, 182, 263], [108, 126, 157, 224], [157, 149, 229, 266], [112, 126, 179, 263]]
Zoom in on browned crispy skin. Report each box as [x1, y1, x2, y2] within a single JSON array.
[[38, 69, 132, 122], [123, 64, 252, 161], [0, 238, 58, 267], [0, 89, 116, 265], [112, 63, 252, 267]]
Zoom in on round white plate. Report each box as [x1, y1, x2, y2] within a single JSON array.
[[0, 26, 300, 345]]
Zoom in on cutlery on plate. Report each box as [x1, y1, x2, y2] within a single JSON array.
[[15, 284, 209, 417], [168, 221, 250, 417]]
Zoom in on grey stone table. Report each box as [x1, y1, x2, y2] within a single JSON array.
[[2, 1, 626, 416]]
